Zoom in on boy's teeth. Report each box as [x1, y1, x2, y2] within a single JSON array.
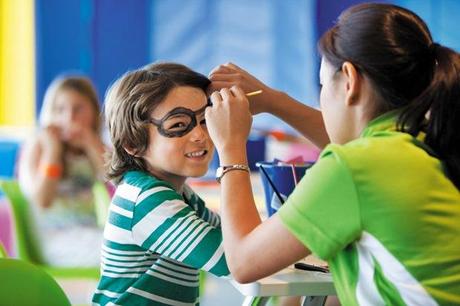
[[186, 150, 205, 157]]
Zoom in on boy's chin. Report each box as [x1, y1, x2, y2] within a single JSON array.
[[186, 167, 210, 178], [191, 169, 209, 178]]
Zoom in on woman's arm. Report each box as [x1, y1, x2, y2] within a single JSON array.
[[206, 87, 310, 283], [219, 166, 310, 283], [208, 63, 330, 148]]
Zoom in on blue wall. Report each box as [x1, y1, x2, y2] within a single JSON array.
[[0, 0, 456, 181], [151, 0, 319, 130], [396, 0, 460, 52], [35, 0, 151, 111], [35, 0, 460, 128], [0, 141, 20, 179]]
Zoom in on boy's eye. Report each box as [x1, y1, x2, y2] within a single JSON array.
[[165, 121, 189, 131], [163, 115, 191, 132], [171, 122, 187, 129]]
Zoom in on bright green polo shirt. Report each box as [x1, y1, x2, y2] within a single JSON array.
[[278, 112, 460, 305]]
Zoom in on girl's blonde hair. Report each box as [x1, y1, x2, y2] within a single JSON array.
[[39, 76, 101, 132]]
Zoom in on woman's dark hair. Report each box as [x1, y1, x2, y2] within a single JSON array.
[[319, 3, 460, 189], [104, 62, 211, 183]]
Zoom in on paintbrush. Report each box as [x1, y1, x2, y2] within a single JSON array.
[[207, 90, 263, 105]]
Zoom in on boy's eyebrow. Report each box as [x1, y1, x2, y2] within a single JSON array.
[[194, 101, 212, 114], [154, 101, 210, 119]]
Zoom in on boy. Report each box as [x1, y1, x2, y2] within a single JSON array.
[[93, 63, 230, 305]]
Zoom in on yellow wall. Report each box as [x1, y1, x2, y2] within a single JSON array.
[[0, 0, 35, 126]]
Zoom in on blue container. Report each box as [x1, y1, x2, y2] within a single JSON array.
[[203, 134, 266, 180], [256, 161, 313, 216]]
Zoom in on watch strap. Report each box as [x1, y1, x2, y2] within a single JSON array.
[[216, 164, 250, 183]]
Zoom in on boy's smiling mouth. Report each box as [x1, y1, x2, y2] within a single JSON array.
[[185, 150, 208, 158]]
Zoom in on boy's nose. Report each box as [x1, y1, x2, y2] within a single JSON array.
[[189, 124, 207, 142]]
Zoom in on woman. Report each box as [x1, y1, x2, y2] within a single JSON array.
[[205, 3, 460, 305]]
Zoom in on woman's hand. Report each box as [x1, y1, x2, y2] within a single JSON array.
[[205, 86, 252, 157], [208, 63, 276, 115]]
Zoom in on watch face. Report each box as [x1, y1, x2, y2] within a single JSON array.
[[215, 167, 224, 179]]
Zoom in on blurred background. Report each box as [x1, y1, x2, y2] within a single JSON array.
[[1, 0, 460, 178], [1, 0, 459, 304]]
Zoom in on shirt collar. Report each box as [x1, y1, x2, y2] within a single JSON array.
[[359, 110, 434, 155], [360, 110, 400, 138]]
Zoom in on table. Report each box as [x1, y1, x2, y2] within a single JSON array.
[[231, 265, 335, 306]]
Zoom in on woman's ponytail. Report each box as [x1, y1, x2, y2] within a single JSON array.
[[399, 44, 460, 189]]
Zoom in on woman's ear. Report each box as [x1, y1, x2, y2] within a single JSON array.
[[341, 62, 361, 106]]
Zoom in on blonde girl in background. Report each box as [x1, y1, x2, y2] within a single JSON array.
[[18, 75, 107, 267]]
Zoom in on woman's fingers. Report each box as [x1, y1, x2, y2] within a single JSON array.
[[208, 73, 242, 92], [230, 85, 246, 100], [223, 62, 244, 72], [219, 88, 234, 103], [209, 73, 241, 82], [208, 63, 235, 76], [210, 90, 223, 106], [207, 81, 234, 95]]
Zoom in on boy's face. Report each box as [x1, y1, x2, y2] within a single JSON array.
[[143, 86, 214, 188]]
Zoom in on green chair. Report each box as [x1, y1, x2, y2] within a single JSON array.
[[93, 180, 112, 228], [0, 179, 109, 279], [0, 258, 71, 306], [0, 242, 7, 258]]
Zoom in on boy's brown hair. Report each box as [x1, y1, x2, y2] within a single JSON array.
[[105, 62, 211, 183]]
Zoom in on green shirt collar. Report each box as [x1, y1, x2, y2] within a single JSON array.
[[360, 110, 434, 155], [360, 110, 399, 138]]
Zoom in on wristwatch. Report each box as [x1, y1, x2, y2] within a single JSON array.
[[215, 164, 250, 183]]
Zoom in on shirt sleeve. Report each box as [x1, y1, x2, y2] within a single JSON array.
[[131, 182, 229, 276], [278, 147, 361, 260], [194, 194, 221, 228]]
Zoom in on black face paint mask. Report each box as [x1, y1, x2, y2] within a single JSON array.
[[148, 100, 212, 138]]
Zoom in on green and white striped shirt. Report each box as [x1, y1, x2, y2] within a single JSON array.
[[93, 171, 229, 306]]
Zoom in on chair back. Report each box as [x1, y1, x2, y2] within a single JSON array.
[[0, 180, 103, 280], [0, 258, 71, 306], [0, 242, 7, 258], [92, 181, 111, 227], [0, 180, 45, 264]]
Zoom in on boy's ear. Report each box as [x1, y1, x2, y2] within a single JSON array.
[[341, 61, 361, 106], [123, 146, 140, 158]]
